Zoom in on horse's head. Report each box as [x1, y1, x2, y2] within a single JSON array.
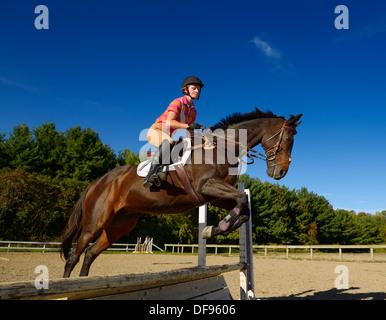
[[262, 114, 302, 180]]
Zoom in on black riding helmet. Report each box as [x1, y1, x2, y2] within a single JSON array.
[[181, 76, 205, 89], [181, 76, 204, 99]]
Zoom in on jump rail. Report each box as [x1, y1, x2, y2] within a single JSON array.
[[0, 263, 243, 300]]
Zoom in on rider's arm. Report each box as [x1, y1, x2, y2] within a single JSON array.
[[165, 111, 189, 130]]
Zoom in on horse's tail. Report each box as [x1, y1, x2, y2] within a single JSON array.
[[60, 182, 93, 260]]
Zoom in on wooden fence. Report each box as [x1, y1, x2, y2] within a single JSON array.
[[0, 240, 164, 253], [164, 243, 386, 260]]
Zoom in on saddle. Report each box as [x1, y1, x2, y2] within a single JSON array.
[[137, 132, 215, 207], [136, 138, 192, 178]]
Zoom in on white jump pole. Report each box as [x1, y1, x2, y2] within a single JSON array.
[[198, 205, 207, 267], [238, 182, 255, 300]]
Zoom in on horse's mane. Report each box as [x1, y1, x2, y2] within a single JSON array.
[[211, 108, 284, 130]]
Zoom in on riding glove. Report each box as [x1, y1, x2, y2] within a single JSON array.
[[187, 123, 202, 130]]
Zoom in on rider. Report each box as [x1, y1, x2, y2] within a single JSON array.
[[143, 76, 205, 188]]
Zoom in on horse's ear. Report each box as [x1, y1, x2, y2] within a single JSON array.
[[288, 114, 303, 127]]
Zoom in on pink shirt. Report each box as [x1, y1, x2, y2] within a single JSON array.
[[156, 96, 197, 135]]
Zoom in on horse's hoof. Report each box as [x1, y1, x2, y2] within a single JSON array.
[[201, 226, 213, 239]]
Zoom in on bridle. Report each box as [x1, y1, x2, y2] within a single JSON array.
[[260, 119, 297, 169]]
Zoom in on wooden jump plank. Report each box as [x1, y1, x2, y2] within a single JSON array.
[[0, 263, 244, 300], [89, 275, 231, 300]]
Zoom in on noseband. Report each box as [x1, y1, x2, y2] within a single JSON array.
[[261, 120, 296, 169]]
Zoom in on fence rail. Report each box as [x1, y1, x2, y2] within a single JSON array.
[[2, 241, 385, 259], [165, 244, 239, 256], [0, 240, 163, 253], [164, 243, 386, 260]]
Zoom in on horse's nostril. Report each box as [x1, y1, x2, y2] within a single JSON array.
[[280, 170, 287, 178]]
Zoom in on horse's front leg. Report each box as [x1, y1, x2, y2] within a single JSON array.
[[200, 177, 250, 239]]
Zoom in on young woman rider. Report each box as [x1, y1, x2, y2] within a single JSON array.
[[143, 76, 204, 188]]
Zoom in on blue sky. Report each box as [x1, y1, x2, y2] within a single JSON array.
[[1, 0, 386, 214]]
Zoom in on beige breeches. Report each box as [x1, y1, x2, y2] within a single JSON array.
[[147, 123, 173, 148]]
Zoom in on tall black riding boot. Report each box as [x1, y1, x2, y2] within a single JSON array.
[[143, 140, 171, 188]]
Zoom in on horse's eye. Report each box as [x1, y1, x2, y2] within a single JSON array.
[[285, 136, 292, 142]]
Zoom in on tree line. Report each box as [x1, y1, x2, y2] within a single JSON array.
[[0, 122, 385, 244], [0, 122, 139, 181]]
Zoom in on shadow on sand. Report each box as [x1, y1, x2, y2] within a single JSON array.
[[263, 287, 386, 300]]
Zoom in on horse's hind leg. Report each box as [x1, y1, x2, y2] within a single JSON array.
[[79, 211, 141, 277], [63, 227, 102, 278]]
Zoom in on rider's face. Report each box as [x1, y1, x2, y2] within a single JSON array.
[[188, 84, 201, 99]]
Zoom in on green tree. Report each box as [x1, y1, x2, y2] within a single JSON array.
[[30, 122, 64, 178], [4, 123, 34, 172], [351, 213, 385, 244], [59, 126, 116, 181], [117, 148, 140, 166], [0, 169, 87, 240], [317, 209, 357, 244], [295, 187, 334, 244], [378, 211, 386, 242], [0, 132, 9, 168]]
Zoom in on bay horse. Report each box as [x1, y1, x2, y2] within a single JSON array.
[[61, 109, 302, 277]]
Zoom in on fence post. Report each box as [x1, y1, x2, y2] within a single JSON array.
[[238, 182, 255, 300], [198, 205, 207, 267]]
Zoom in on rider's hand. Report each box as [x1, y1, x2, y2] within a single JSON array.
[[187, 123, 203, 130]]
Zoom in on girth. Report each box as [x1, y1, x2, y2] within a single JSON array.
[[174, 164, 202, 207]]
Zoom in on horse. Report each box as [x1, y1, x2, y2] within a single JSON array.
[[61, 108, 302, 277]]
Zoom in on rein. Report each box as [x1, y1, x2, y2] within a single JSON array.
[[192, 120, 296, 168]]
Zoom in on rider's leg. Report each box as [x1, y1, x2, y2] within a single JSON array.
[[143, 139, 171, 188]]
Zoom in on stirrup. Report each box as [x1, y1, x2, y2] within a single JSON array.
[[157, 171, 166, 182], [143, 172, 161, 188]]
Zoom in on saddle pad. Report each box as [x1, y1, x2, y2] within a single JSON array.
[[137, 138, 192, 177]]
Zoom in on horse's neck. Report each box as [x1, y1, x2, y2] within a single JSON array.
[[230, 117, 281, 150]]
